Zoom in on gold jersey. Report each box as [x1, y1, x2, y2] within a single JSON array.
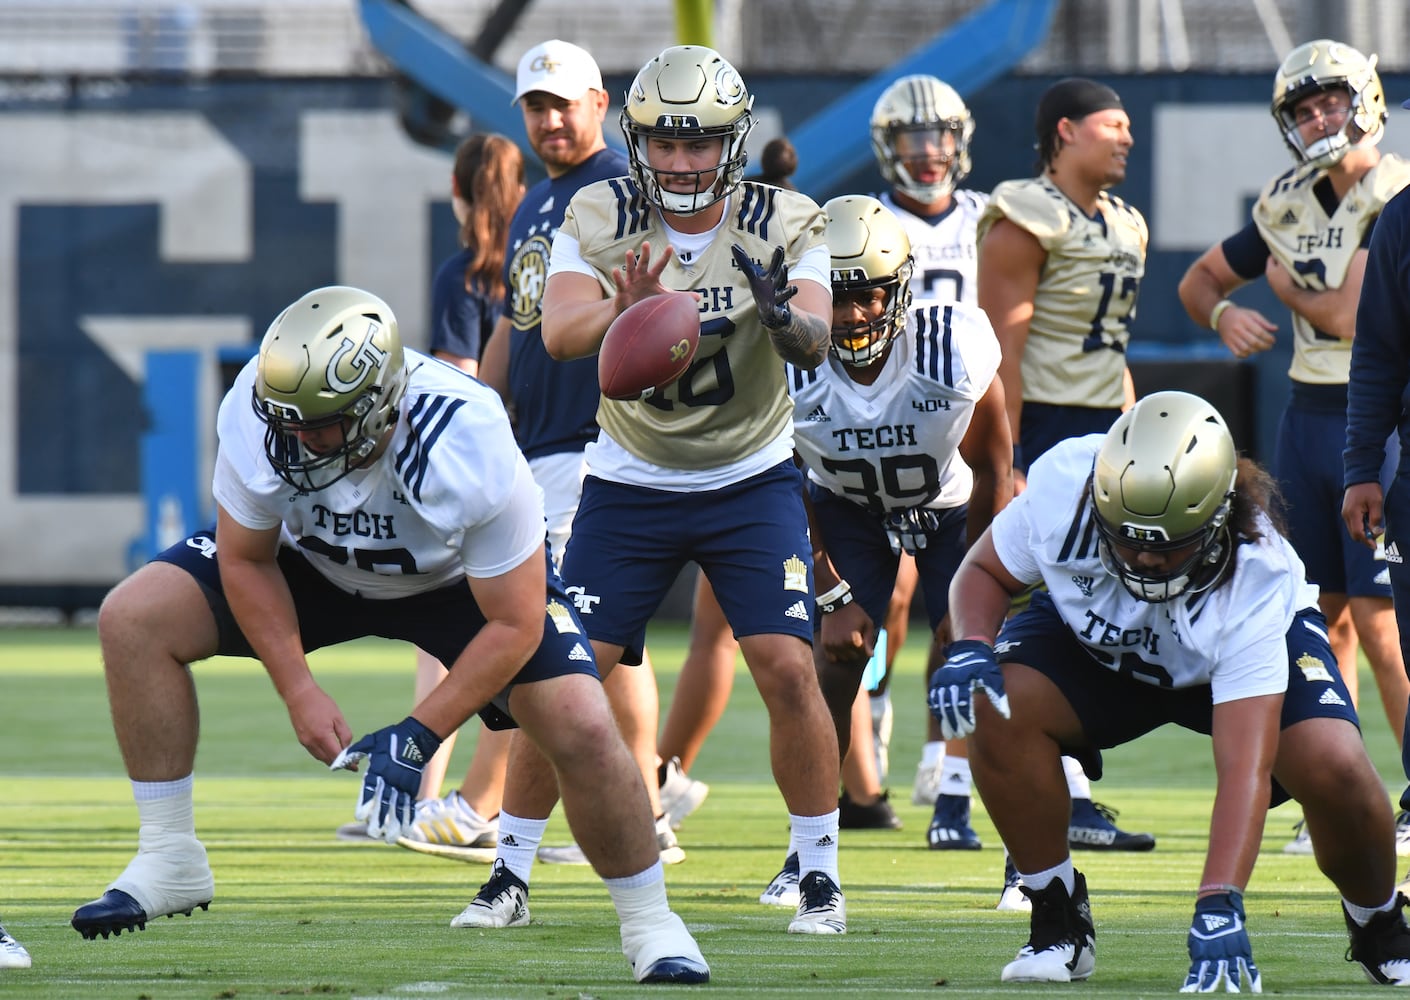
[[559, 179, 828, 470], [1253, 154, 1410, 385], [978, 176, 1148, 408]]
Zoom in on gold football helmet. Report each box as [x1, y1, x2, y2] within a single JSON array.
[[1272, 39, 1386, 167], [253, 285, 408, 493], [870, 75, 974, 203], [824, 195, 914, 367], [620, 44, 754, 216], [1092, 391, 1238, 602]]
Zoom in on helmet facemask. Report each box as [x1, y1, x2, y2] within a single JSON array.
[[1091, 391, 1239, 602], [252, 287, 408, 493], [870, 75, 974, 203], [1272, 41, 1386, 168], [621, 46, 755, 217], [823, 195, 914, 367]]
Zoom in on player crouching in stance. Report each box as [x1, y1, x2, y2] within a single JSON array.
[[928, 390, 1410, 989], [70, 286, 707, 985], [761, 195, 1010, 898]]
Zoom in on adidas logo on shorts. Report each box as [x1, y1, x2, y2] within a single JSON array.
[[1319, 688, 1348, 707], [568, 643, 593, 662], [785, 600, 810, 621]]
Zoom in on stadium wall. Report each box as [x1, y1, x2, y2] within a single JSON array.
[[5, 71, 1410, 607]]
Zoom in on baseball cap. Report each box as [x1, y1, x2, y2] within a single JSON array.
[[512, 39, 604, 104]]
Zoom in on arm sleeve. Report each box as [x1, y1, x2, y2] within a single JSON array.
[[1345, 189, 1410, 486], [1219, 221, 1270, 281]]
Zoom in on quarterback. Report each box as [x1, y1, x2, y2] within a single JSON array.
[[69, 286, 708, 984], [928, 391, 1410, 989], [534, 43, 847, 935]]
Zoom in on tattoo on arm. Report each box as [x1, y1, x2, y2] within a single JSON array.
[[768, 309, 831, 369]]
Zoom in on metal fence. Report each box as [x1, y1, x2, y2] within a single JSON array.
[[0, 0, 1406, 78]]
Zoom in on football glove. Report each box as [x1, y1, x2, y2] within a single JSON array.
[[926, 639, 1009, 739], [332, 716, 442, 844], [883, 508, 941, 555], [1182, 891, 1261, 994], [731, 243, 797, 330]]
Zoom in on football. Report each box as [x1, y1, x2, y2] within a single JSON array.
[[598, 292, 701, 400]]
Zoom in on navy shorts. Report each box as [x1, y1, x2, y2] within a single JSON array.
[[560, 460, 814, 664], [1380, 476, 1410, 796], [1276, 393, 1396, 597], [808, 485, 966, 632], [995, 591, 1357, 802], [1018, 403, 1122, 472], [154, 530, 599, 730]]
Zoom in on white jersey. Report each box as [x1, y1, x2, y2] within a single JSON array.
[[789, 302, 1000, 512], [213, 350, 546, 598], [991, 435, 1320, 704], [880, 188, 987, 308]]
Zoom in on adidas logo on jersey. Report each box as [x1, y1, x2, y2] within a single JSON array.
[[785, 600, 810, 621], [568, 643, 593, 662], [1319, 688, 1348, 707], [1387, 541, 1403, 564], [1278, 208, 1298, 226], [804, 405, 830, 422], [1071, 574, 1095, 597]]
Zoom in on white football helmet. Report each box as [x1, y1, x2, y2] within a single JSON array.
[[620, 45, 754, 216], [824, 195, 914, 367], [870, 75, 974, 203], [1091, 391, 1238, 602], [252, 285, 407, 493], [1272, 39, 1386, 167]]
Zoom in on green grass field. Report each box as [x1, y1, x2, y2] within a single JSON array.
[[1, 622, 1406, 998]]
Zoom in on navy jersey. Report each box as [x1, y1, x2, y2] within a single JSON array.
[[429, 246, 497, 361], [504, 148, 629, 460], [1346, 184, 1410, 487]]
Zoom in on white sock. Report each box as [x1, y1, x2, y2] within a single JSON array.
[[939, 755, 973, 798], [919, 740, 944, 770], [1344, 894, 1398, 926], [791, 810, 841, 885], [605, 860, 670, 927], [1020, 857, 1075, 896], [132, 776, 195, 841], [1063, 756, 1092, 800], [495, 812, 546, 885]]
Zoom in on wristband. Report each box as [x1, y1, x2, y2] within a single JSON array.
[[817, 581, 854, 614], [1208, 299, 1235, 332], [962, 635, 994, 646]]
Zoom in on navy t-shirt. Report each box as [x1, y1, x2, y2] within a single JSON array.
[[503, 147, 629, 459], [429, 246, 497, 361]]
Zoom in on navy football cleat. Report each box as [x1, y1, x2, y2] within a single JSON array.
[[72, 889, 210, 940]]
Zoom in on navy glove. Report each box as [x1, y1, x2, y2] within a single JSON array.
[[883, 508, 941, 555], [731, 243, 797, 330], [1182, 891, 1261, 993], [927, 639, 1010, 739], [333, 716, 441, 844]]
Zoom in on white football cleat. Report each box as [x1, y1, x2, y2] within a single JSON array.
[[450, 860, 529, 929], [787, 872, 846, 934]]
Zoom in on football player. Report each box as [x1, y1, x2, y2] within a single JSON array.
[[533, 43, 847, 935], [929, 390, 1410, 989], [69, 286, 708, 984], [404, 40, 689, 881], [977, 76, 1146, 481], [759, 194, 1011, 894], [1179, 40, 1410, 857]]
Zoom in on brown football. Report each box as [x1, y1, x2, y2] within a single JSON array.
[[598, 292, 701, 400]]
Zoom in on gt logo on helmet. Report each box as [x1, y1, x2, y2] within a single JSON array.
[[326, 322, 388, 393]]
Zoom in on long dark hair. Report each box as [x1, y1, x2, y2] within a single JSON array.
[[453, 133, 524, 300]]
